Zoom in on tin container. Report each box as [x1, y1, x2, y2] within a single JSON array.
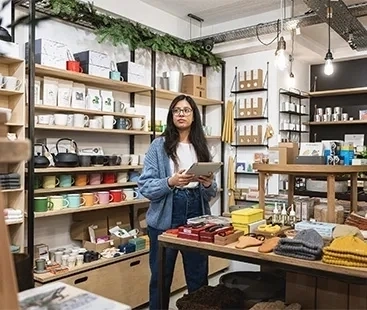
[[334, 106, 343, 114], [316, 108, 323, 115], [314, 114, 321, 122], [323, 114, 331, 122], [332, 113, 341, 121], [341, 113, 349, 121], [325, 107, 332, 115]]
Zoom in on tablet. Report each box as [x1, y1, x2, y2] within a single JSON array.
[[184, 162, 223, 176]]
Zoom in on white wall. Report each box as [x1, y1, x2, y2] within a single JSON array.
[[16, 10, 222, 249]]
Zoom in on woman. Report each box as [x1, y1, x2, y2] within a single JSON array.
[[138, 94, 217, 310]]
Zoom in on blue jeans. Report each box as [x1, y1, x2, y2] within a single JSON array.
[[148, 188, 208, 310]]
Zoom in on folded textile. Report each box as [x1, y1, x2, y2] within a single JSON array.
[[3, 208, 22, 216], [5, 214, 23, 219], [322, 235, 367, 267], [274, 229, 324, 260], [332, 224, 364, 240]]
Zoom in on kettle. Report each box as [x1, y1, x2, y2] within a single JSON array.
[[34, 143, 50, 168], [52, 138, 79, 167]]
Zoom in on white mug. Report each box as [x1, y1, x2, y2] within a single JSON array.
[[117, 172, 128, 183], [120, 154, 131, 165], [93, 116, 103, 128], [103, 115, 116, 129], [130, 154, 139, 165], [54, 114, 68, 126], [124, 189, 138, 200], [125, 107, 136, 114], [139, 154, 146, 165], [89, 119, 99, 129], [3, 76, 21, 90], [38, 114, 54, 125], [132, 117, 145, 130], [73, 113, 89, 128], [67, 115, 74, 126]]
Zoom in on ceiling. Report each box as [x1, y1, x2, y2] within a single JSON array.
[[140, 0, 309, 25]]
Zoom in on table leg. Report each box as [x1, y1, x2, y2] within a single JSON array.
[[288, 175, 295, 207], [350, 172, 358, 213], [259, 172, 266, 212], [158, 241, 168, 310], [327, 175, 336, 223]]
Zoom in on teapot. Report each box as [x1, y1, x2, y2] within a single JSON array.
[[34, 143, 50, 168], [52, 138, 79, 167]]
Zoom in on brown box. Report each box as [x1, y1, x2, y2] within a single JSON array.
[[214, 230, 243, 246], [238, 71, 251, 90], [251, 125, 262, 144], [279, 142, 299, 163], [237, 98, 251, 118], [237, 125, 252, 145], [251, 97, 263, 116], [107, 208, 130, 230], [269, 146, 294, 165], [182, 75, 206, 98], [251, 69, 264, 89]]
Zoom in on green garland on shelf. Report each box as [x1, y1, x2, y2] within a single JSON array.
[[47, 0, 222, 70]]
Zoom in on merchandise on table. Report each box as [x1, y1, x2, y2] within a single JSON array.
[[322, 235, 367, 267], [274, 229, 324, 260]]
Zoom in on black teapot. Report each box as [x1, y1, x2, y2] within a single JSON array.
[[52, 138, 79, 167], [34, 143, 50, 168]]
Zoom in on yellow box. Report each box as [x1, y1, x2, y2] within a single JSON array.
[[232, 223, 249, 234], [231, 208, 264, 224]]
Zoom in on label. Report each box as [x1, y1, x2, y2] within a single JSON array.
[[252, 98, 258, 108], [239, 125, 245, 136], [246, 125, 251, 136]]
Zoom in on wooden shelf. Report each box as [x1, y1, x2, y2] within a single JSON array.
[[309, 87, 367, 97], [31, 165, 143, 174], [0, 89, 23, 96], [234, 116, 268, 121], [0, 55, 24, 64], [34, 64, 152, 93], [2, 188, 23, 193], [306, 120, 367, 125], [33, 198, 149, 218], [280, 90, 309, 99], [34, 182, 137, 194], [235, 171, 258, 175], [33, 105, 145, 119], [143, 89, 223, 106], [155, 132, 220, 140], [33, 124, 152, 135], [5, 122, 23, 127], [34, 249, 149, 283]]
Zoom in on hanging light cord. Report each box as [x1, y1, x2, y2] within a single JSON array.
[[328, 0, 331, 52]]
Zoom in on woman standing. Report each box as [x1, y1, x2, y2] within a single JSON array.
[[138, 94, 217, 310]]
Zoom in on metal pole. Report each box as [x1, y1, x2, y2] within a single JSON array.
[[220, 61, 226, 214], [26, 0, 36, 281], [150, 50, 156, 141]]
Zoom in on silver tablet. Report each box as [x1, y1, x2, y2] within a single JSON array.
[[184, 162, 223, 176]]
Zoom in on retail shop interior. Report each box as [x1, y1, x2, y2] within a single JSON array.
[[1, 0, 367, 309]]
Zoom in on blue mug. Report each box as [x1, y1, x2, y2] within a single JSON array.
[[59, 175, 75, 187], [109, 71, 122, 81], [67, 193, 85, 208]]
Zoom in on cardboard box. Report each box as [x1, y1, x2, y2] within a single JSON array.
[[238, 71, 250, 90], [251, 97, 263, 116], [251, 125, 262, 144], [269, 146, 294, 164], [182, 75, 207, 98], [251, 69, 264, 88], [107, 208, 131, 230], [279, 142, 299, 163]]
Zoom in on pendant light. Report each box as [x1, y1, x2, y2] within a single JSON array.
[[324, 0, 334, 76], [275, 0, 289, 71]]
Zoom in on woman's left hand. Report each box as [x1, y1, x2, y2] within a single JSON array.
[[197, 173, 214, 188]]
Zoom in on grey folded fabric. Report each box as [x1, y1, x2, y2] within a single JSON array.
[[274, 229, 324, 261]]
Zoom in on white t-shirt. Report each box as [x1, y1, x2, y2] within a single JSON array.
[[169, 142, 198, 188]]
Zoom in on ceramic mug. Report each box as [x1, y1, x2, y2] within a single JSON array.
[[3, 76, 22, 91], [54, 113, 68, 126], [42, 176, 60, 189], [34, 197, 53, 212], [110, 189, 126, 202], [103, 115, 116, 129], [67, 193, 86, 208], [120, 154, 131, 165], [66, 60, 83, 72], [130, 154, 139, 166], [123, 189, 138, 200], [73, 113, 89, 128], [59, 175, 75, 187], [109, 71, 122, 81], [115, 117, 131, 130], [117, 172, 128, 183], [89, 173, 103, 185], [103, 172, 115, 184], [89, 119, 100, 129], [82, 193, 99, 207], [38, 114, 53, 125], [49, 195, 69, 211], [98, 191, 113, 204], [75, 174, 89, 186], [131, 117, 145, 130]]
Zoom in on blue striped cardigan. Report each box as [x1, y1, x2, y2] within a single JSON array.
[[137, 137, 217, 230]]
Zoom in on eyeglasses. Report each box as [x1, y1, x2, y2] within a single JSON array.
[[172, 108, 193, 116]]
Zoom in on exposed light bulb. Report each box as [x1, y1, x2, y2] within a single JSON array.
[[275, 49, 289, 71], [324, 50, 334, 76], [324, 59, 334, 76]]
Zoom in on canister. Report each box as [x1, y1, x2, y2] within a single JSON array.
[[325, 107, 332, 115], [341, 113, 348, 121], [334, 106, 343, 114], [314, 114, 321, 122], [316, 108, 323, 115], [332, 113, 340, 121], [322, 114, 331, 122]]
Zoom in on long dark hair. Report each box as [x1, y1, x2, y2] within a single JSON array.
[[162, 95, 211, 169]]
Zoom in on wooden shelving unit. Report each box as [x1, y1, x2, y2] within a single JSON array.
[[142, 88, 223, 106], [306, 119, 367, 125], [31, 165, 142, 174], [309, 86, 367, 97], [0, 56, 26, 251]]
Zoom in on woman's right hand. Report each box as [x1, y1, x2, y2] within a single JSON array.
[[168, 169, 194, 187]]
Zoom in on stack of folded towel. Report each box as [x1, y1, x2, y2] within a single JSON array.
[[274, 229, 324, 260], [323, 235, 367, 267], [4, 208, 23, 224]]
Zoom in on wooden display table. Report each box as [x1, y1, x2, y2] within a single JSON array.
[[158, 234, 367, 309], [253, 164, 367, 222]]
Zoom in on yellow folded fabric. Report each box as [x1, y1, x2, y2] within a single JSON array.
[[323, 235, 367, 256], [322, 235, 367, 267]]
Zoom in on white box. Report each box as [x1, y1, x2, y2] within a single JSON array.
[[35, 53, 66, 70], [1, 41, 20, 59], [28, 38, 68, 59], [74, 50, 111, 69], [82, 64, 110, 79]]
